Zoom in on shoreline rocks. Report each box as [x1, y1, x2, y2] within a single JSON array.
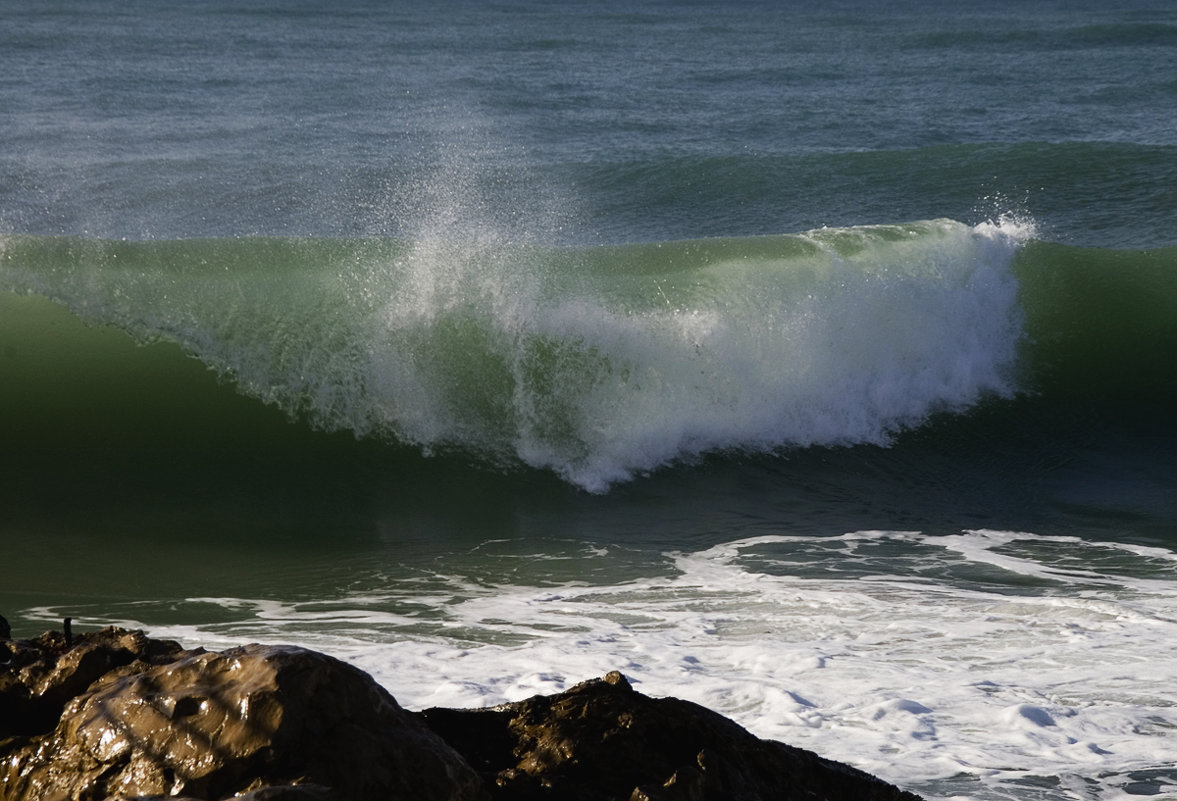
[[421, 670, 922, 801], [1, 626, 921, 801]]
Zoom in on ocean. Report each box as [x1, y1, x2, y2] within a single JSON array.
[[2, 1, 1176, 798]]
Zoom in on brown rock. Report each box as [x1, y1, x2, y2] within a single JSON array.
[[0, 626, 193, 741], [2, 629, 922, 801], [106, 786, 333, 801], [2, 642, 486, 801], [419, 670, 923, 801]]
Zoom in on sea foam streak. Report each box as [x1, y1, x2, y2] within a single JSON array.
[[0, 218, 1028, 491], [33, 529, 1177, 801]]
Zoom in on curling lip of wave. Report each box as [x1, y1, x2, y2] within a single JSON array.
[[1, 218, 1034, 491]]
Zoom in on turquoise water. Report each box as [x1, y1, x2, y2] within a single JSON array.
[[3, 2, 1177, 799]]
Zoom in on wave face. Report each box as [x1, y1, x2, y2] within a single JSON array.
[[1, 219, 1038, 492]]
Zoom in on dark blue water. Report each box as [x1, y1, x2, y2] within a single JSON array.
[[3, 0, 1175, 244]]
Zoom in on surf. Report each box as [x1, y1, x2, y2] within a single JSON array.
[[2, 219, 1038, 492]]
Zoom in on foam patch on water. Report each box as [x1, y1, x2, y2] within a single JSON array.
[[42, 529, 1177, 801]]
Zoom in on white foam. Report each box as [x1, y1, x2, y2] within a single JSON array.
[[534, 219, 1028, 490], [207, 217, 1031, 493], [0, 219, 1032, 493], [62, 529, 1176, 801]]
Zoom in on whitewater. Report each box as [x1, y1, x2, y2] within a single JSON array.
[[0, 218, 1030, 492], [16, 529, 1175, 801]]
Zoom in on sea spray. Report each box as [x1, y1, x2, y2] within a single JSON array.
[[0, 218, 1031, 491], [354, 217, 1030, 489]]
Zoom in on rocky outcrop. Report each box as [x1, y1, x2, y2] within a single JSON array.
[[1, 628, 486, 801], [420, 670, 921, 801], [1, 625, 921, 801], [1, 627, 193, 743]]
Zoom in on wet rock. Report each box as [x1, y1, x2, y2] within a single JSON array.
[[0, 626, 193, 742], [110, 786, 334, 801], [2, 628, 921, 801], [229, 786, 336, 801], [419, 670, 923, 801], [1, 639, 486, 801]]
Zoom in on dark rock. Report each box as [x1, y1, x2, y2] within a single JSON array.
[[419, 670, 922, 801], [231, 785, 337, 800], [0, 614, 10, 640], [2, 629, 921, 801], [0, 626, 194, 741], [108, 786, 334, 801], [1, 638, 486, 801]]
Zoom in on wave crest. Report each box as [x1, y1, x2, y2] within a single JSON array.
[[1, 219, 1029, 490]]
